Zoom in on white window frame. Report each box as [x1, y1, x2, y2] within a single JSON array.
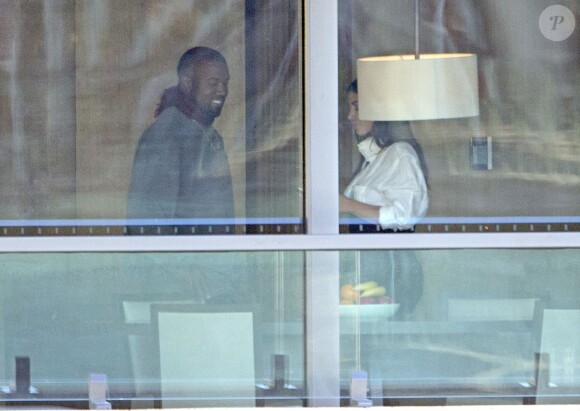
[[0, 0, 578, 407]]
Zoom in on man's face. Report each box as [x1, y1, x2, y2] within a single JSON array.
[[190, 60, 229, 123]]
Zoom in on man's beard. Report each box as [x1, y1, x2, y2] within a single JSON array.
[[195, 96, 225, 123], [208, 105, 223, 118]]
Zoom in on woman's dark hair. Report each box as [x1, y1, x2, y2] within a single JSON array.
[[347, 80, 429, 185]]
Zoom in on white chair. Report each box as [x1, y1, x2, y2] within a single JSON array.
[[533, 309, 580, 404], [446, 297, 539, 322], [122, 299, 201, 402], [152, 304, 257, 408]]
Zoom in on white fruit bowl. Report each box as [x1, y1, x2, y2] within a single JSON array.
[[339, 303, 400, 321]]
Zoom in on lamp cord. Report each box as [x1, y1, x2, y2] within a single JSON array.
[[415, 0, 420, 60]]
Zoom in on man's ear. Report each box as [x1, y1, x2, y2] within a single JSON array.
[[178, 75, 193, 93]]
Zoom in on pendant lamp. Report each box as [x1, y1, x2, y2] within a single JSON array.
[[357, 0, 479, 121]]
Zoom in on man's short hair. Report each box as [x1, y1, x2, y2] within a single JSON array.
[[177, 46, 227, 77]]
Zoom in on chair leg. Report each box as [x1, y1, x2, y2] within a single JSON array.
[[525, 352, 550, 405]]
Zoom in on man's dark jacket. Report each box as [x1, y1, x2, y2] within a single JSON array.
[[127, 106, 234, 222]]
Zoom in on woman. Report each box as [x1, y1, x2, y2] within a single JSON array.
[[339, 80, 429, 232], [339, 80, 428, 318]]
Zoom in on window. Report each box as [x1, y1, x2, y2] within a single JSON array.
[[1, 0, 303, 236], [0, 251, 305, 407], [338, 0, 579, 234]]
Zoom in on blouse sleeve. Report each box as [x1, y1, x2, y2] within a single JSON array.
[[373, 143, 428, 230]]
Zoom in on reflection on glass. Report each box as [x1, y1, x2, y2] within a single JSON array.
[[0, 248, 578, 406], [340, 248, 580, 406], [339, 0, 579, 233], [0, 0, 303, 235], [0, 251, 305, 406]]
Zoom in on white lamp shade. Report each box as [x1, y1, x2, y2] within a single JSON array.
[[357, 53, 479, 121]]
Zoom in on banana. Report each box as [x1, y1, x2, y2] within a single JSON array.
[[352, 281, 378, 291], [360, 286, 387, 297]]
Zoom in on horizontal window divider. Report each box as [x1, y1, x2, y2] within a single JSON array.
[[0, 232, 578, 253]]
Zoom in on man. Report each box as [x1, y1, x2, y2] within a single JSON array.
[[127, 47, 234, 226]]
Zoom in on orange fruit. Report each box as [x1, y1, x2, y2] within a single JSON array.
[[340, 284, 358, 302]]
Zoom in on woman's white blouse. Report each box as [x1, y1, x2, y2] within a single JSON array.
[[343, 141, 428, 230]]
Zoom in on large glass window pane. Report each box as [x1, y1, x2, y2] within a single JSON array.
[[1, 247, 578, 407], [339, 248, 580, 406], [338, 0, 579, 234], [0, 251, 305, 407], [0, 0, 303, 236]]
